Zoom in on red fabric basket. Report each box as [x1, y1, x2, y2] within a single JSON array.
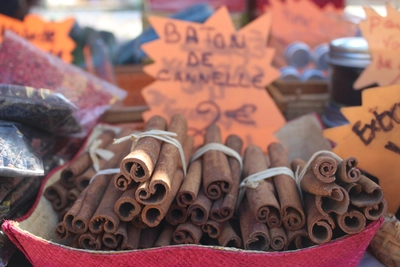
[[2, 165, 383, 267]]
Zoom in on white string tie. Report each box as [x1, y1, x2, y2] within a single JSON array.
[[113, 129, 187, 176], [190, 142, 243, 174], [236, 167, 295, 213], [88, 139, 115, 172]]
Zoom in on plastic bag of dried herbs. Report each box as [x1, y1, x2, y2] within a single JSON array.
[[0, 30, 127, 137], [0, 84, 81, 135], [0, 122, 44, 177]]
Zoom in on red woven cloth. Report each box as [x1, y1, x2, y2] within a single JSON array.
[[3, 218, 382, 267]]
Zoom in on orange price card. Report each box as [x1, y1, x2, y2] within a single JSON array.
[[265, 0, 356, 47], [323, 84, 400, 213], [0, 14, 75, 62], [141, 6, 285, 149], [354, 4, 400, 89]]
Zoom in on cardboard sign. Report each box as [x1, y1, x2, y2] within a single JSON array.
[[265, 0, 356, 47], [354, 4, 400, 90], [141, 6, 285, 148], [323, 84, 400, 213], [0, 14, 75, 62]]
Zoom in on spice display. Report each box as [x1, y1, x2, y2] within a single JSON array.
[[39, 117, 385, 256]]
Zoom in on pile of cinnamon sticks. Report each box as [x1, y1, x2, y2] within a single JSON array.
[[44, 114, 386, 252]]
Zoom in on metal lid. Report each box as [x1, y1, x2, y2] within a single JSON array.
[[327, 37, 371, 68]]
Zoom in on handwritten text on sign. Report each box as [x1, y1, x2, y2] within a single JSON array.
[[0, 14, 75, 62], [323, 84, 400, 213], [141, 6, 285, 148], [265, 0, 356, 47], [354, 4, 400, 89]]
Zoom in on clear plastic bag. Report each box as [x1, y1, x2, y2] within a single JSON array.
[[0, 84, 81, 135], [0, 30, 127, 136], [0, 121, 44, 177]]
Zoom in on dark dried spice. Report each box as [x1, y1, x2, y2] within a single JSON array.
[[0, 122, 43, 177], [0, 84, 81, 135]]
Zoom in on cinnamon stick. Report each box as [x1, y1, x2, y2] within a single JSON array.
[[136, 114, 188, 205], [78, 231, 103, 250], [64, 187, 88, 233], [176, 159, 202, 207], [187, 187, 212, 226], [67, 188, 81, 203], [131, 213, 148, 229], [154, 223, 176, 247], [315, 188, 350, 216], [120, 223, 141, 250], [119, 116, 167, 185], [243, 145, 281, 228], [336, 207, 366, 234], [102, 231, 122, 249], [74, 172, 92, 192], [310, 153, 337, 183], [138, 226, 162, 249], [269, 226, 287, 251], [166, 200, 188, 226], [89, 173, 125, 234], [303, 193, 335, 245], [284, 227, 314, 250], [141, 169, 184, 227], [60, 130, 116, 188], [114, 183, 142, 222], [113, 173, 131, 191], [362, 198, 387, 221], [335, 157, 361, 183], [64, 128, 134, 234], [141, 135, 193, 227], [202, 124, 233, 200], [43, 180, 69, 211], [239, 197, 270, 251], [292, 158, 350, 215], [268, 143, 305, 231], [210, 134, 243, 223], [217, 221, 242, 248], [54, 221, 72, 240], [173, 221, 203, 245], [201, 220, 222, 238], [347, 175, 384, 208]]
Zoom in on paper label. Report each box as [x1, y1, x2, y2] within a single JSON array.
[[0, 14, 75, 62], [141, 6, 285, 148], [323, 84, 400, 213], [265, 0, 356, 47], [354, 4, 400, 89]]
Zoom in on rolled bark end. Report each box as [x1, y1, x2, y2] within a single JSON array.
[[246, 233, 270, 251], [363, 199, 387, 220], [177, 193, 195, 206], [142, 206, 162, 227], [337, 210, 366, 234], [283, 208, 305, 230], [89, 217, 105, 234], [72, 218, 88, 234], [206, 183, 222, 200], [258, 207, 281, 228], [114, 174, 131, 191], [313, 156, 337, 183], [310, 221, 333, 244]]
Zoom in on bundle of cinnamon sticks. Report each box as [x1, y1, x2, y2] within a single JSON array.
[[44, 115, 385, 252]]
